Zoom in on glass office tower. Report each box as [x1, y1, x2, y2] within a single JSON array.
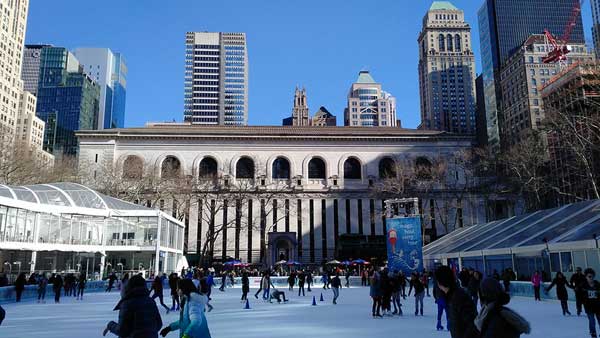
[[477, 0, 585, 150], [36, 47, 100, 156]]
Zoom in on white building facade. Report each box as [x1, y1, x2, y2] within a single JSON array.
[[77, 125, 508, 266]]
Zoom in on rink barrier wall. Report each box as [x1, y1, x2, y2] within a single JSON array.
[[0, 277, 574, 303]]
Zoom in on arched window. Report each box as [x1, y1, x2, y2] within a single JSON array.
[[343, 158, 362, 180], [161, 156, 181, 179], [447, 34, 453, 51], [199, 157, 218, 179], [438, 34, 445, 52], [455, 34, 462, 52], [415, 157, 433, 180], [236, 157, 255, 179], [272, 157, 290, 179], [123, 155, 143, 179], [379, 158, 396, 179], [308, 158, 326, 179]]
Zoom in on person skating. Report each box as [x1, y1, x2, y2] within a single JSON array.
[[408, 272, 425, 316], [433, 282, 449, 331], [254, 271, 266, 299], [160, 278, 212, 338], [345, 269, 351, 288], [14, 272, 26, 302], [37, 273, 48, 303], [331, 273, 341, 304], [63, 273, 72, 297], [399, 271, 408, 299], [241, 271, 250, 302], [546, 271, 572, 316], [76, 273, 86, 300], [306, 270, 313, 291], [391, 270, 402, 315], [321, 272, 329, 290], [421, 270, 431, 297], [434, 265, 477, 338], [361, 269, 368, 287], [458, 268, 470, 288], [581, 268, 600, 338], [468, 271, 482, 308], [106, 272, 117, 292], [370, 269, 382, 318], [218, 273, 227, 292], [169, 273, 180, 311], [199, 275, 214, 312], [151, 274, 171, 313], [103, 274, 162, 338], [502, 268, 516, 294], [380, 269, 392, 315], [297, 270, 306, 296], [288, 271, 296, 291], [473, 278, 531, 338], [53, 274, 63, 303], [531, 271, 542, 301], [572, 267, 587, 316], [269, 289, 289, 303]]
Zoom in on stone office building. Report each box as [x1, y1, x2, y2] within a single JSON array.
[[76, 125, 506, 265]]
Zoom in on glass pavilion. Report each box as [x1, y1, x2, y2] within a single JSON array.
[[0, 183, 184, 279], [424, 199, 600, 281]]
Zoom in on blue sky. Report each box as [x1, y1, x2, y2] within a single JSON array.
[[26, 0, 593, 128]]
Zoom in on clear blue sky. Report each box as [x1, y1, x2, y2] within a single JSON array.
[[26, 0, 593, 128]]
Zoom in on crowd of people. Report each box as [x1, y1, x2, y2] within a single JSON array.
[[3, 263, 600, 338]]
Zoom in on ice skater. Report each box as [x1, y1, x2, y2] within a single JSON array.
[[106, 272, 117, 292], [370, 269, 382, 318], [37, 273, 48, 303], [150, 274, 171, 313], [321, 272, 329, 290], [269, 289, 289, 303], [331, 274, 341, 304], [298, 270, 306, 296], [571, 267, 586, 315], [345, 270, 351, 288], [103, 275, 162, 338], [160, 279, 212, 338], [52, 274, 63, 303], [288, 271, 296, 291], [76, 273, 86, 300], [408, 272, 425, 316], [219, 272, 227, 292], [168, 273, 180, 311], [546, 272, 572, 316], [581, 268, 600, 338], [433, 283, 449, 330], [241, 271, 250, 301], [14, 273, 26, 302], [391, 270, 403, 315]]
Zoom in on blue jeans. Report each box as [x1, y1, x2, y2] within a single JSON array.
[[262, 288, 270, 300], [437, 298, 449, 326], [588, 312, 600, 336]]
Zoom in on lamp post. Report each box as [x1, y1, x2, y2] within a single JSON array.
[[117, 263, 124, 276], [3, 261, 12, 284], [543, 237, 551, 273]]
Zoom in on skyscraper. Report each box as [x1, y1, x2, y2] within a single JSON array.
[[73, 48, 127, 129], [23, 44, 52, 95], [283, 87, 309, 126], [36, 47, 100, 156], [478, 0, 585, 149], [592, 0, 600, 59], [0, 0, 29, 139], [418, 1, 476, 134], [344, 71, 397, 127], [184, 32, 248, 125]]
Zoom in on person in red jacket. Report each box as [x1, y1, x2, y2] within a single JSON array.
[[531, 271, 542, 301]]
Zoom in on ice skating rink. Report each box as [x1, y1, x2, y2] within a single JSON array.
[[0, 287, 585, 338]]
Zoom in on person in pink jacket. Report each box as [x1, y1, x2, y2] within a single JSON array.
[[531, 271, 542, 301]]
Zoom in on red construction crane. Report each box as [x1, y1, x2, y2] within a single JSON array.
[[542, 0, 583, 64]]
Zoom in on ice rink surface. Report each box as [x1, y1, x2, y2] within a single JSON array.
[[0, 286, 586, 338]]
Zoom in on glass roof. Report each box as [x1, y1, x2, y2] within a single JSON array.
[[0, 182, 152, 212], [424, 199, 600, 256]]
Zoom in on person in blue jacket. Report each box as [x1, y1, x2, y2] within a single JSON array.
[[160, 278, 212, 338]]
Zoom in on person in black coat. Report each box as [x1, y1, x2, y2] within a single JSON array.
[[474, 278, 531, 338], [581, 268, 600, 338], [434, 265, 477, 338], [168, 273, 180, 311], [103, 274, 162, 338], [546, 272, 572, 315], [467, 271, 482, 308], [53, 274, 63, 303], [14, 272, 27, 302], [571, 267, 587, 316], [150, 275, 170, 313], [241, 271, 250, 301]]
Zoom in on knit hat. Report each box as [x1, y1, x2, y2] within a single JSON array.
[[479, 277, 509, 305]]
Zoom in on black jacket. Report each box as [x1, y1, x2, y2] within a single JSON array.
[[479, 306, 530, 338], [547, 276, 570, 301], [447, 287, 477, 338], [582, 280, 600, 314], [571, 273, 586, 294], [467, 278, 480, 298], [331, 276, 341, 288], [108, 286, 162, 338]]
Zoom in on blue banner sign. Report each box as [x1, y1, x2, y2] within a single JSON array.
[[386, 217, 423, 274]]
